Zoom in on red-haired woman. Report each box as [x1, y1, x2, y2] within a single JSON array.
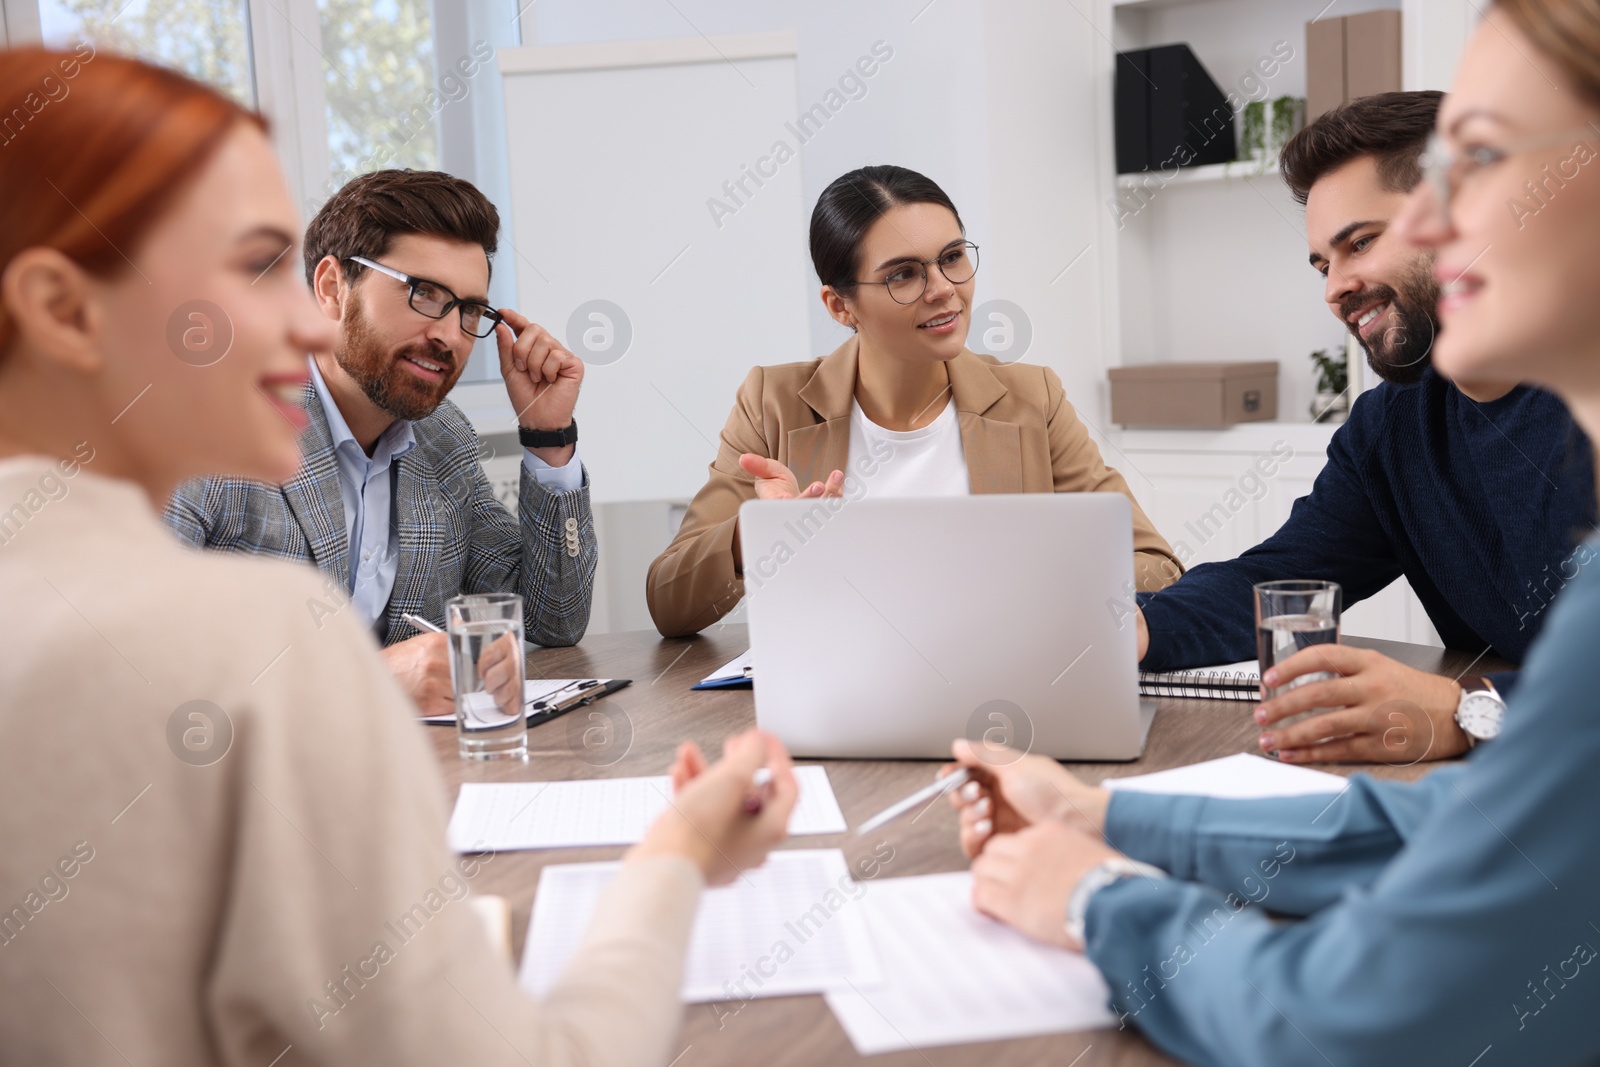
[[0, 48, 794, 1066]]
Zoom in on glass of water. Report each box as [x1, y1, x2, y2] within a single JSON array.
[[447, 593, 527, 760], [1254, 580, 1342, 718]]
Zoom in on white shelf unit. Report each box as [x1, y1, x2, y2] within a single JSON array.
[[1095, 0, 1470, 400], [1114, 159, 1278, 189], [1088, 0, 1473, 646], [1104, 0, 1405, 425]]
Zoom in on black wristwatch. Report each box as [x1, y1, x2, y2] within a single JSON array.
[[519, 420, 578, 449]]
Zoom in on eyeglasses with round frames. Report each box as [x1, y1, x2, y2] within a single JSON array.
[[851, 241, 980, 304]]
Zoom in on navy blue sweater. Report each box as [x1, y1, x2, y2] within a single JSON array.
[[1139, 369, 1596, 688]]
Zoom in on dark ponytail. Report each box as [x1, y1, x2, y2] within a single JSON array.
[[809, 165, 964, 294]]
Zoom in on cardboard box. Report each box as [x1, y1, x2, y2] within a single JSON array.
[[1306, 17, 1346, 123], [1305, 9, 1403, 122], [1345, 10, 1403, 101], [1108, 362, 1279, 427]]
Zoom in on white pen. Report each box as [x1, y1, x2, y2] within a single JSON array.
[[401, 613, 442, 633], [854, 767, 971, 836], [744, 767, 774, 815]]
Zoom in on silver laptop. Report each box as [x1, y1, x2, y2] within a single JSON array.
[[741, 494, 1155, 760]]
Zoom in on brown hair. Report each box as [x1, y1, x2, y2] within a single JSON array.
[[302, 169, 500, 287], [0, 46, 266, 353], [1493, 0, 1600, 106], [1279, 91, 1444, 205]]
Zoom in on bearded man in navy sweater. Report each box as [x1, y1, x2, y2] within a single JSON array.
[[1134, 91, 1596, 764]]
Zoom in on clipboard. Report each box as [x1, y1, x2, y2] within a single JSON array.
[[527, 678, 632, 727], [421, 678, 632, 726], [692, 649, 753, 690]]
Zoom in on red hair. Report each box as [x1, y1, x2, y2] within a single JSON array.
[[0, 46, 267, 352]]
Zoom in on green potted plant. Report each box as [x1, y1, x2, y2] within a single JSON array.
[[1240, 100, 1267, 164], [1270, 96, 1304, 158], [1310, 348, 1349, 423], [1239, 96, 1305, 173]]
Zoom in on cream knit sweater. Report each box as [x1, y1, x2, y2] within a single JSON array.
[[0, 457, 702, 1067]]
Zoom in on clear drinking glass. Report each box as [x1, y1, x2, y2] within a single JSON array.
[[447, 593, 526, 760], [1254, 580, 1342, 720]]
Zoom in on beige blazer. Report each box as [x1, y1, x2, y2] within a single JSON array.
[[647, 338, 1183, 637]]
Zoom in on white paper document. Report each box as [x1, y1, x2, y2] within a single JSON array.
[[447, 763, 847, 852], [1105, 752, 1347, 799], [448, 689, 522, 729], [521, 849, 881, 1002], [824, 871, 1116, 1054]]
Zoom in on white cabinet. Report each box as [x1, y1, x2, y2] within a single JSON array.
[[1110, 422, 1444, 646]]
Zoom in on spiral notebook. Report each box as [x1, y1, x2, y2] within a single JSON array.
[[1138, 659, 1260, 701]]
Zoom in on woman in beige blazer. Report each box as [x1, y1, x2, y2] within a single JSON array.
[[0, 49, 793, 1067], [648, 165, 1182, 637]]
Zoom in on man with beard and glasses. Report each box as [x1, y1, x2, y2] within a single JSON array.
[[167, 170, 596, 717], [1131, 91, 1596, 764]]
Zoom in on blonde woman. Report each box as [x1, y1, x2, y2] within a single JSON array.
[[946, 3, 1600, 1063]]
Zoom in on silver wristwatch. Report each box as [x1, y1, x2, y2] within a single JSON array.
[[1455, 677, 1506, 747], [1064, 857, 1166, 945]]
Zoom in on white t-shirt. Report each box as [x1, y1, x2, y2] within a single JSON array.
[[846, 397, 971, 497]]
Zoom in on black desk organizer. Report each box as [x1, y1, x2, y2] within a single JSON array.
[[1115, 43, 1237, 175]]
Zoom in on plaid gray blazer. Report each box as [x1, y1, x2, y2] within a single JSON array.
[[165, 382, 597, 647]]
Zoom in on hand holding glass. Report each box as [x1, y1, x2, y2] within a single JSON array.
[[1254, 580, 1342, 740]]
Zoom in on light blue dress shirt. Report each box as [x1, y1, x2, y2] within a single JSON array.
[[1084, 534, 1600, 1066], [308, 361, 583, 633]]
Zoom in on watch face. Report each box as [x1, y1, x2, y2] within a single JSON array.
[[1459, 693, 1504, 739]]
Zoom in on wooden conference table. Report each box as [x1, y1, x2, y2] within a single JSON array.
[[428, 624, 1511, 1067]]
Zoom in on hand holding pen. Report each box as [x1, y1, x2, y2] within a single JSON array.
[[630, 728, 797, 886], [669, 732, 788, 815]]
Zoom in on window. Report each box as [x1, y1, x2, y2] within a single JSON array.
[[316, 0, 440, 186], [37, 0, 256, 106], [13, 0, 521, 382]]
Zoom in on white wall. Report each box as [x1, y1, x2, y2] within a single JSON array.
[[498, 37, 815, 505], [519, 0, 1113, 422]]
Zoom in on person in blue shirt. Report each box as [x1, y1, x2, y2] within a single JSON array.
[[1133, 89, 1595, 765], [950, 3, 1600, 1062]]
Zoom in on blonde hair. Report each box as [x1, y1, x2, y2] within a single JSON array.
[[1493, 1, 1600, 506], [1494, 0, 1600, 106]]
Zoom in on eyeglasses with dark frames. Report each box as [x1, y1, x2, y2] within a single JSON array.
[[851, 241, 980, 304], [348, 255, 504, 339]]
